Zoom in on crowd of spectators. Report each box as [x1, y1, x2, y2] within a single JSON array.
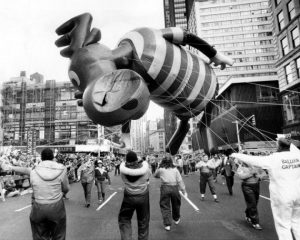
[[0, 148, 271, 202], [0, 149, 126, 202]]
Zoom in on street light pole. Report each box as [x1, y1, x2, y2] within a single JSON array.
[[97, 124, 101, 158], [233, 120, 242, 151], [232, 115, 255, 152]]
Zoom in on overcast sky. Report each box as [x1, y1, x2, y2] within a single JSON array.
[[0, 0, 164, 119]]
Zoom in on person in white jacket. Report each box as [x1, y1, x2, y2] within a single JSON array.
[[231, 138, 300, 240]]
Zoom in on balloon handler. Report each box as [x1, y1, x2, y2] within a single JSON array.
[[231, 137, 300, 240], [1, 148, 69, 240], [55, 13, 233, 155]]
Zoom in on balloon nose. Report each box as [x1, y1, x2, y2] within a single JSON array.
[[82, 69, 150, 127], [95, 92, 107, 106]]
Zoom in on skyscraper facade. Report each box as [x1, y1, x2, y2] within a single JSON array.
[[271, 0, 300, 136], [189, 0, 278, 88], [130, 115, 147, 154], [188, 0, 282, 153], [164, 0, 190, 29]]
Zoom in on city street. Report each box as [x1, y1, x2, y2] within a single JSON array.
[[1, 171, 278, 240], [0, 1, 299, 240]]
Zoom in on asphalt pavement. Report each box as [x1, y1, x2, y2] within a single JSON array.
[[0, 170, 278, 240]]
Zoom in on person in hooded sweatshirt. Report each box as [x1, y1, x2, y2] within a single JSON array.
[[154, 156, 187, 231], [231, 137, 300, 240], [1, 148, 69, 240], [118, 151, 151, 240]]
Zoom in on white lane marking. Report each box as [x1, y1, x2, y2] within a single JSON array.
[[260, 195, 270, 201], [179, 191, 200, 213], [96, 192, 117, 211], [15, 204, 31, 212]]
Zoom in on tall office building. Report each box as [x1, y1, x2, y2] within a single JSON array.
[[130, 115, 147, 154], [149, 129, 166, 153], [270, 0, 300, 135], [187, 0, 282, 153], [189, 0, 278, 88], [164, 0, 192, 28]]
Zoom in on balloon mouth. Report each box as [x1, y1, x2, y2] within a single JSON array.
[[82, 69, 150, 126]]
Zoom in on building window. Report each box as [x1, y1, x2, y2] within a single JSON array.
[[283, 94, 300, 124], [258, 85, 278, 101], [285, 64, 293, 83], [283, 96, 295, 122], [281, 36, 289, 55], [277, 11, 285, 31], [287, 0, 296, 20], [296, 57, 300, 78], [291, 27, 300, 48]]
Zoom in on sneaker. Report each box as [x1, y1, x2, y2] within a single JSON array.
[[201, 197, 204, 201], [252, 224, 262, 230], [214, 199, 219, 203], [86, 203, 90, 208], [164, 226, 171, 231], [245, 217, 252, 225], [174, 218, 181, 225]]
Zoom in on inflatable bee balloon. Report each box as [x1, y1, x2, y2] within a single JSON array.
[[55, 13, 233, 155]]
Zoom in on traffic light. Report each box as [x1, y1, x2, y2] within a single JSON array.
[[252, 115, 256, 126]]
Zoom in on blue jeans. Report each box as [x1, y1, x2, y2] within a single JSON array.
[[81, 182, 93, 204], [160, 185, 181, 226], [118, 190, 150, 240], [95, 180, 106, 200]]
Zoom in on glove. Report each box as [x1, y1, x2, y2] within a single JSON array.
[[183, 192, 188, 198], [210, 52, 234, 70], [1, 163, 13, 171]]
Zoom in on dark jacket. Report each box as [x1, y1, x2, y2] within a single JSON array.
[[221, 157, 236, 177], [95, 167, 111, 184]]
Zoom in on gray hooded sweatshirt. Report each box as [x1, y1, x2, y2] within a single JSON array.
[[30, 160, 69, 204]]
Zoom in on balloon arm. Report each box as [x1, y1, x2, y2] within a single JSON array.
[[210, 52, 234, 70], [183, 32, 217, 59], [74, 91, 84, 106]]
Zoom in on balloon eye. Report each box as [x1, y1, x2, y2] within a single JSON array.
[[69, 71, 80, 87]]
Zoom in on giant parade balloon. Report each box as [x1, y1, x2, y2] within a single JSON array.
[[55, 13, 233, 154]]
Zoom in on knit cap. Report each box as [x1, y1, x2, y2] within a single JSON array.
[[126, 151, 138, 163]]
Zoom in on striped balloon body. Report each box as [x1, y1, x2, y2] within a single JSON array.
[[117, 27, 217, 119]]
